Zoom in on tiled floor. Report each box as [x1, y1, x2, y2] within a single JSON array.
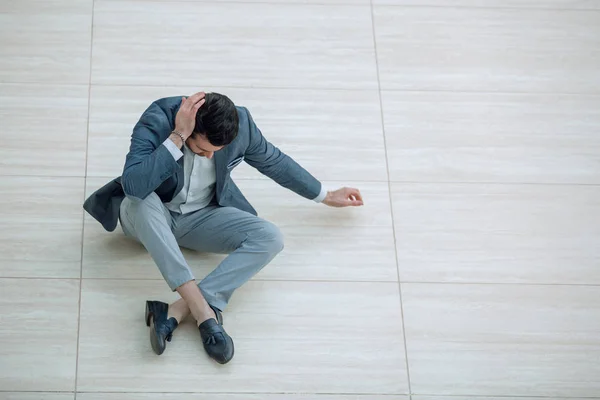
[[0, 0, 599, 399]]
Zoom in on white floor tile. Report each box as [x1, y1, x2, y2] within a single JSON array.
[[77, 279, 407, 394], [391, 182, 600, 284], [374, 0, 600, 7], [216, 88, 388, 182], [382, 91, 600, 184], [78, 393, 398, 400], [0, 279, 79, 391], [0, 395, 73, 400], [374, 7, 600, 93], [2, 0, 598, 396], [402, 283, 600, 397], [83, 178, 397, 282], [96, 0, 371, 4], [0, 177, 84, 278], [238, 180, 393, 227], [92, 2, 378, 89], [80, 395, 402, 400], [257, 225, 398, 282], [0, 84, 88, 176], [82, 205, 225, 282], [83, 217, 397, 283], [413, 397, 598, 400], [87, 85, 387, 181], [0, 0, 92, 84]]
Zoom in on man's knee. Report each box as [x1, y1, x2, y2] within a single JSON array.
[[252, 221, 284, 255], [125, 192, 163, 219]]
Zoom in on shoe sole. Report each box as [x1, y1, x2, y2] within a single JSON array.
[[145, 301, 165, 356], [217, 337, 235, 364]]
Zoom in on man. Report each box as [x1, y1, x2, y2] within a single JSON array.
[[84, 92, 363, 364]]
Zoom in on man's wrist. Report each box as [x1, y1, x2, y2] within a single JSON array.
[[169, 132, 184, 149], [313, 186, 328, 203], [163, 137, 184, 161]]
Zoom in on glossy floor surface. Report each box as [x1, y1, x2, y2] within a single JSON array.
[[0, 0, 599, 399]]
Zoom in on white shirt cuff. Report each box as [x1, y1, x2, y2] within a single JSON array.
[[162, 138, 184, 161], [313, 185, 328, 203]]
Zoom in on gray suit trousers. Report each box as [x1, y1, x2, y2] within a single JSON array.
[[119, 192, 284, 310]]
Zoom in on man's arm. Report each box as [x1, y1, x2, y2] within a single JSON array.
[[121, 103, 180, 199], [242, 107, 326, 202], [121, 94, 205, 199]]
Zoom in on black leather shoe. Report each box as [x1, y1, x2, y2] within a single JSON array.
[[145, 300, 178, 355], [209, 304, 223, 324], [199, 305, 234, 364]]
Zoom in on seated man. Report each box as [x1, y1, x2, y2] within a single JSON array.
[[84, 92, 363, 364]]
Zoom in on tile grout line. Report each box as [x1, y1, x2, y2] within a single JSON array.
[[74, 1, 95, 397], [92, 0, 600, 12], [2, 391, 599, 399], [5, 276, 600, 287], [5, 80, 600, 97], [3, 174, 600, 188], [369, 1, 412, 398], [368, 3, 600, 12]]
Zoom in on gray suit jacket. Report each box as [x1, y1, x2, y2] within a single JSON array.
[[84, 96, 322, 231]]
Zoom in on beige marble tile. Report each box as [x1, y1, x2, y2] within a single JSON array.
[[0, 84, 88, 176], [82, 208, 225, 282], [87, 85, 387, 181], [257, 225, 397, 282], [80, 395, 402, 400], [216, 88, 387, 182], [374, 7, 600, 93], [382, 91, 600, 184], [0, 0, 92, 84], [0, 395, 74, 400], [413, 397, 597, 400], [92, 2, 377, 89], [0, 279, 79, 391], [374, 0, 600, 7], [403, 283, 600, 396], [96, 0, 371, 3], [82, 177, 222, 281], [239, 179, 392, 227], [77, 279, 407, 393], [391, 183, 600, 284], [84, 221, 397, 282], [0, 177, 84, 278], [86, 86, 182, 178], [83, 178, 396, 282]]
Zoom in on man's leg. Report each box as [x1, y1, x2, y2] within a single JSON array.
[[120, 193, 237, 363], [173, 205, 284, 311], [119, 193, 216, 325]]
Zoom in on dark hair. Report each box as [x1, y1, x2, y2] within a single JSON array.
[[193, 93, 239, 146]]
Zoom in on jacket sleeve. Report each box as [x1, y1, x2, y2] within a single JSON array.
[[242, 107, 322, 200], [121, 102, 181, 199]]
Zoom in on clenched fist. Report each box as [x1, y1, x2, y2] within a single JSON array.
[[322, 187, 364, 208]]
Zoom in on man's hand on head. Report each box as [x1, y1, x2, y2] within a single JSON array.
[[171, 92, 206, 147], [322, 187, 364, 208]]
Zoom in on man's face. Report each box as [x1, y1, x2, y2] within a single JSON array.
[[186, 133, 224, 159]]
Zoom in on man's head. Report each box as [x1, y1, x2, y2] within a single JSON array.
[[187, 93, 239, 158]]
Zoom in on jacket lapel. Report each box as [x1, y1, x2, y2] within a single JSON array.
[[214, 150, 227, 200], [174, 156, 185, 196]]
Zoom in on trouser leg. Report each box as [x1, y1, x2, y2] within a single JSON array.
[[119, 193, 195, 290], [174, 206, 284, 310]]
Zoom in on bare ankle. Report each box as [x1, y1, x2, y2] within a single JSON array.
[[167, 298, 191, 323], [174, 281, 216, 326], [196, 306, 217, 326]]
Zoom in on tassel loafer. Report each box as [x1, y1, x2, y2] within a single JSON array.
[[145, 300, 179, 355]]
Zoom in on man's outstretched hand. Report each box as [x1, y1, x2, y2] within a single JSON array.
[[323, 187, 364, 208]]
